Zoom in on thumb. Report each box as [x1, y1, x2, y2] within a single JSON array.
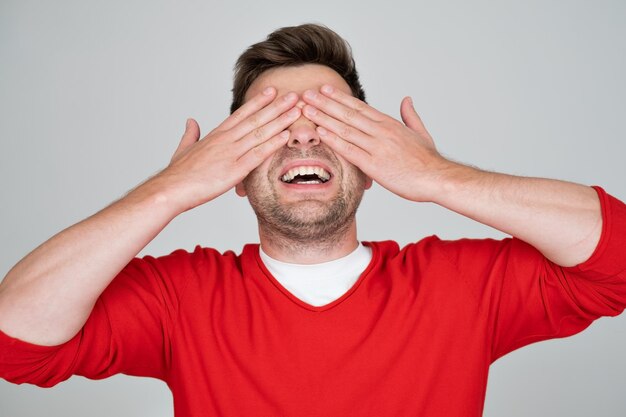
[[400, 97, 426, 133], [400, 97, 437, 149], [171, 118, 200, 162]]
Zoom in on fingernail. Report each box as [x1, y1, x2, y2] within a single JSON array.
[[317, 126, 328, 136], [321, 85, 334, 94], [287, 107, 300, 117], [304, 90, 317, 100], [407, 96, 414, 106], [263, 87, 274, 96], [304, 105, 317, 116], [185, 118, 191, 130], [284, 92, 297, 101], [279, 130, 290, 139]]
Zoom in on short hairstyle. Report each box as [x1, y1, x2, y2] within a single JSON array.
[[230, 23, 366, 114]]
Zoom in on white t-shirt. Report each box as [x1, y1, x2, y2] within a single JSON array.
[[259, 243, 373, 307]]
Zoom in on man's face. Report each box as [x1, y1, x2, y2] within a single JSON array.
[[236, 64, 372, 242]]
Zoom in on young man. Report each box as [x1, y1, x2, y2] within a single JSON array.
[[1, 24, 625, 417]]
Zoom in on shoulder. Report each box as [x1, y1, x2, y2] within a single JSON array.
[[134, 245, 244, 271], [113, 245, 250, 295], [366, 236, 533, 271]]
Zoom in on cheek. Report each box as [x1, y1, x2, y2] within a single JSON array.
[[336, 156, 360, 177], [244, 158, 274, 187], [342, 160, 370, 188], [242, 167, 262, 189]]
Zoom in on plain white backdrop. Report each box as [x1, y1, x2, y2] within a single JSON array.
[[1, 0, 625, 416]]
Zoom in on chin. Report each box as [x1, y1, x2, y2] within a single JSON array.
[[281, 200, 341, 222], [256, 199, 355, 240]]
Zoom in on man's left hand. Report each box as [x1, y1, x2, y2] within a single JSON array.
[[301, 85, 451, 202]]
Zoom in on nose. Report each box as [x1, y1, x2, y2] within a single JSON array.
[[287, 114, 320, 150]]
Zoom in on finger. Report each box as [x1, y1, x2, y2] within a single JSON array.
[[235, 107, 301, 153], [400, 97, 426, 132], [216, 86, 277, 132], [302, 89, 379, 135], [227, 92, 299, 141], [400, 97, 436, 147], [171, 118, 201, 162], [302, 104, 373, 150], [237, 130, 291, 171], [316, 125, 372, 172], [317, 84, 386, 122]]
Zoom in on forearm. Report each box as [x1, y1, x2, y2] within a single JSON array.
[[433, 162, 602, 267], [0, 176, 181, 346]]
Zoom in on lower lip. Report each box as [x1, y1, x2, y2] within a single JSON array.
[[278, 179, 333, 191]]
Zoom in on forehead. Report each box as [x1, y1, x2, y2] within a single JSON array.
[[244, 64, 353, 101]]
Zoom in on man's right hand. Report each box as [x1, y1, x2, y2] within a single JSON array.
[[0, 87, 298, 346], [151, 87, 300, 213]]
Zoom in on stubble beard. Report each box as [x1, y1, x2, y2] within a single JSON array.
[[254, 185, 361, 245], [243, 155, 367, 251]]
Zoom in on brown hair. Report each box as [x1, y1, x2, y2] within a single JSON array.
[[230, 23, 366, 114]]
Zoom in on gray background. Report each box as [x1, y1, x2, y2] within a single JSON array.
[[1, 0, 625, 416]]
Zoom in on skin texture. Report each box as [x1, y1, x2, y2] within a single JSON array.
[[0, 63, 602, 346]]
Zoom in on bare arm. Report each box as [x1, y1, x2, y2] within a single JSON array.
[[301, 86, 601, 266], [0, 180, 179, 346], [0, 88, 300, 346], [430, 165, 601, 266]]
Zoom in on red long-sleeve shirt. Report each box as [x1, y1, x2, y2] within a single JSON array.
[[1, 187, 626, 416]]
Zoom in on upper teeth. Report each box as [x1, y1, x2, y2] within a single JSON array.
[[281, 166, 331, 183]]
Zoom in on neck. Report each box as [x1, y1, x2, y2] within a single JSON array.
[[258, 220, 360, 264]]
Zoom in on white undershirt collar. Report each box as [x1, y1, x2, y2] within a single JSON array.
[[259, 243, 372, 307]]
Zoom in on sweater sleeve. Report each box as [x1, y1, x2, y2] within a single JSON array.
[[437, 186, 626, 362], [0, 247, 198, 387]]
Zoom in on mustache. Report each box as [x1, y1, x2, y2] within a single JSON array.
[[272, 144, 337, 164]]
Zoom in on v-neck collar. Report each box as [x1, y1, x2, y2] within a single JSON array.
[[249, 241, 379, 312]]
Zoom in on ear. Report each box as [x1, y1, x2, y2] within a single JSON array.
[[235, 182, 247, 197]]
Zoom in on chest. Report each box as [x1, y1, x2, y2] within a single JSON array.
[[168, 269, 491, 416]]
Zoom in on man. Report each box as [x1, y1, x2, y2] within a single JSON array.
[[0, 23, 625, 417]]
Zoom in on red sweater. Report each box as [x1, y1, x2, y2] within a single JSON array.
[[2, 187, 626, 417]]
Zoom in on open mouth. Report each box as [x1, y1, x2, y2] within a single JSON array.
[[280, 166, 331, 185]]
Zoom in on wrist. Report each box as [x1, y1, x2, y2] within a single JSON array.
[[123, 173, 189, 219], [420, 158, 478, 204]]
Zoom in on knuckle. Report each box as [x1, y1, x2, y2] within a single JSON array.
[[343, 108, 357, 121], [231, 109, 244, 122], [340, 140, 354, 154], [354, 102, 366, 112], [253, 127, 265, 140], [339, 126, 352, 139], [248, 115, 261, 129]]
